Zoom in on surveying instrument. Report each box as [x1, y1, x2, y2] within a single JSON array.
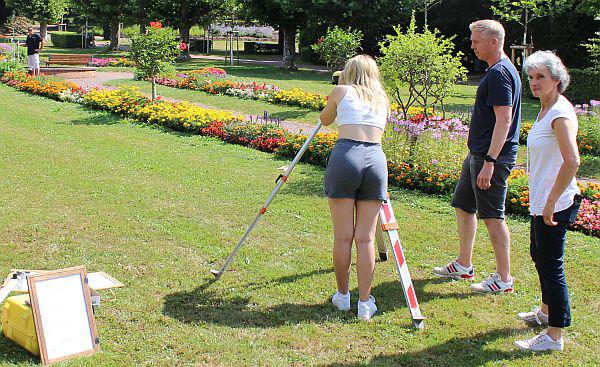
[[210, 121, 426, 329]]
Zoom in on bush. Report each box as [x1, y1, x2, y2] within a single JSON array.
[[379, 15, 467, 119], [565, 69, 600, 103], [50, 31, 82, 48], [311, 26, 363, 71]]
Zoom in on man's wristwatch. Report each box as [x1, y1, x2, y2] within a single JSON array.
[[484, 154, 497, 163]]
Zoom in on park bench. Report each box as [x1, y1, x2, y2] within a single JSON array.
[[45, 54, 92, 66]]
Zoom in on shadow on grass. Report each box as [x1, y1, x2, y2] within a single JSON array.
[[68, 111, 124, 125], [318, 327, 532, 367], [162, 274, 483, 329], [0, 338, 38, 364]]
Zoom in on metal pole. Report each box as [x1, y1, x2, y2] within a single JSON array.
[[229, 32, 234, 67], [210, 121, 324, 280]]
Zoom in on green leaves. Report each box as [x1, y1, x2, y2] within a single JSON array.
[[130, 26, 180, 80], [378, 14, 467, 119], [310, 26, 363, 71]]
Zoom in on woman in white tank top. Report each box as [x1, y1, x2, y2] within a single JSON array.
[[515, 51, 581, 352], [320, 55, 390, 320]]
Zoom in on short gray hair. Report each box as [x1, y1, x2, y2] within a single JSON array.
[[523, 50, 570, 93], [469, 19, 505, 44]]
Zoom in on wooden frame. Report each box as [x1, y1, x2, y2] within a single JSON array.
[[87, 271, 124, 291], [27, 266, 100, 365]]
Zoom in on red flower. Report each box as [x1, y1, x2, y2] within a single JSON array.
[[180, 42, 187, 51], [150, 21, 163, 29]]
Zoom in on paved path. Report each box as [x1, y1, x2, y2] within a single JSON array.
[[65, 71, 328, 134]]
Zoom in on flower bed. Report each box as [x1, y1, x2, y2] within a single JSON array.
[[153, 73, 328, 111], [1, 70, 599, 237], [89, 57, 135, 67]]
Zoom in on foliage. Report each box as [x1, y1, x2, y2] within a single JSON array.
[[130, 25, 179, 100], [378, 14, 467, 119], [310, 26, 363, 71], [50, 31, 82, 48], [8, 0, 69, 23], [490, 0, 569, 44], [583, 32, 600, 70]]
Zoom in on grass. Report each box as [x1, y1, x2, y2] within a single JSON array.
[[1, 84, 599, 366]]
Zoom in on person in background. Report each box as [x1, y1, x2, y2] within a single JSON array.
[[24, 27, 43, 76], [515, 50, 581, 352], [320, 55, 390, 321], [432, 19, 522, 294]]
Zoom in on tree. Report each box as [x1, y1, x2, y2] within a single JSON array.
[[410, 0, 446, 28], [8, 0, 70, 39], [378, 15, 467, 119], [71, 0, 128, 50], [154, 0, 225, 60], [490, 0, 569, 45], [311, 26, 363, 71], [242, 0, 312, 69], [130, 22, 179, 100]]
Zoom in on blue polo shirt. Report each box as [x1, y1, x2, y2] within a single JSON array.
[[467, 57, 522, 161]]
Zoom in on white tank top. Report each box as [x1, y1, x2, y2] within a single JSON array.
[[336, 87, 388, 130]]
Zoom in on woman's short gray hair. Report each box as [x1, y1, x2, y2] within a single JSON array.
[[523, 50, 570, 93]]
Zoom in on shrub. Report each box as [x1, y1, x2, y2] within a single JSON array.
[[379, 14, 467, 119], [311, 26, 363, 71], [564, 69, 600, 103], [50, 31, 82, 48], [130, 23, 180, 100]]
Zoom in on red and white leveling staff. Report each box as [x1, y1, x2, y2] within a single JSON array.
[[375, 196, 426, 329], [210, 120, 324, 280]]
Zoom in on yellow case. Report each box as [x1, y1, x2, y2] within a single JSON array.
[[1, 294, 40, 356]]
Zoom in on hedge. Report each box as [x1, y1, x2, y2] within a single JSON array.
[[524, 68, 600, 103], [50, 32, 82, 48]]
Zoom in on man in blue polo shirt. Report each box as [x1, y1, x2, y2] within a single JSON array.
[[433, 19, 521, 293]]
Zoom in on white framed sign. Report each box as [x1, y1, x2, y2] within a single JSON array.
[[27, 266, 100, 365]]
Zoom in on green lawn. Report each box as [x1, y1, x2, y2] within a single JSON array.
[[1, 84, 599, 366]]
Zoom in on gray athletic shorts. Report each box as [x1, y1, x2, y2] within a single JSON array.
[[451, 153, 515, 219], [324, 138, 388, 201]]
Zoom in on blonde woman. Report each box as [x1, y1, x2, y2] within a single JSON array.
[[515, 50, 581, 351], [320, 55, 390, 321]]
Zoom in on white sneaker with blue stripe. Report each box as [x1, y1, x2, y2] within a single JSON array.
[[470, 272, 514, 293]]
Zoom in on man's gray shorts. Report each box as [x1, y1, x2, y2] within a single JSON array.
[[451, 153, 514, 219], [324, 139, 387, 201]]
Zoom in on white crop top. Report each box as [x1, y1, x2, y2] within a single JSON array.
[[336, 87, 388, 130]]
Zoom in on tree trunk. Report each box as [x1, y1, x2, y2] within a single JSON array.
[[140, 23, 146, 35], [178, 25, 191, 61], [282, 24, 297, 70], [177, 3, 191, 61], [109, 21, 119, 51], [151, 77, 157, 101], [277, 26, 284, 53], [39, 20, 48, 40], [103, 24, 111, 40]]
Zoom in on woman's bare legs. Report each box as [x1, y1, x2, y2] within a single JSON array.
[[328, 198, 355, 294], [354, 200, 382, 301]]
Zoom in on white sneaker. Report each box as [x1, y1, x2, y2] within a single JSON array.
[[470, 273, 514, 293], [432, 260, 475, 280], [518, 306, 549, 326], [357, 295, 377, 321], [515, 332, 564, 351], [331, 291, 351, 311]]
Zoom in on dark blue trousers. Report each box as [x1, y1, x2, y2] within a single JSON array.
[[529, 200, 580, 328]]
